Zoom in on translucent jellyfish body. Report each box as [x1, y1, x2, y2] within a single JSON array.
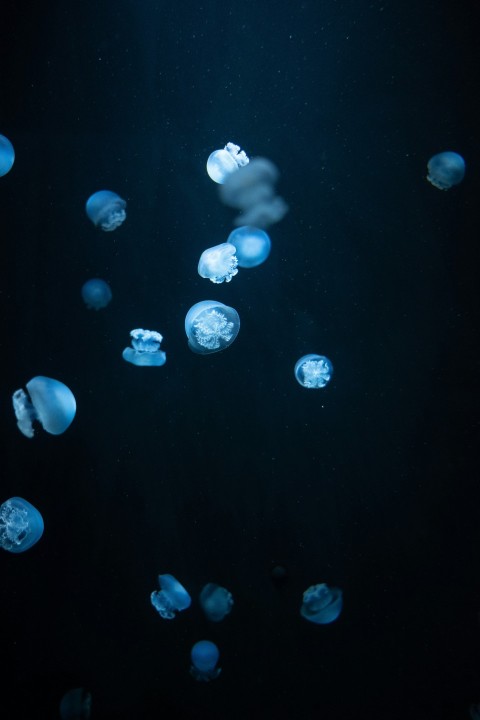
[[12, 376, 77, 438], [0, 497, 44, 553], [227, 226, 271, 268], [185, 301, 240, 354], [294, 354, 333, 389], [427, 151, 465, 190], [198, 243, 238, 283], [199, 583, 234, 622], [122, 328, 166, 367], [59, 688, 92, 720], [150, 574, 191, 619], [81, 278, 112, 310], [300, 583, 343, 624], [0, 134, 15, 177], [85, 190, 127, 231], [190, 640, 221, 682], [206, 142, 249, 184]]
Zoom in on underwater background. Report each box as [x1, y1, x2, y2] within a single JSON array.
[[0, 0, 479, 717]]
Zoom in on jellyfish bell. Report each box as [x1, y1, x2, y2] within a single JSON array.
[[122, 328, 166, 367], [85, 190, 127, 231], [150, 573, 191, 619], [59, 687, 92, 720], [300, 583, 343, 624], [185, 300, 240, 354], [0, 134, 15, 177], [190, 640, 221, 682], [294, 354, 333, 389], [198, 243, 239, 283], [81, 278, 112, 310], [227, 226, 271, 268], [12, 376, 76, 438], [0, 497, 44, 553], [199, 583, 234, 622], [427, 151, 465, 190], [206, 142, 249, 184]]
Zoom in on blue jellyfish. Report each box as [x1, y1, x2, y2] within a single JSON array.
[[199, 583, 234, 622], [427, 151, 465, 190], [85, 190, 127, 231], [300, 583, 343, 624], [190, 640, 221, 682], [206, 142, 249, 184], [81, 278, 112, 310], [185, 300, 240, 354], [198, 243, 239, 283], [0, 497, 44, 553], [12, 376, 76, 438], [470, 703, 480, 720], [59, 688, 92, 720], [0, 134, 15, 177], [150, 574, 191, 619], [227, 226, 271, 268], [294, 354, 333, 389], [122, 328, 166, 367]]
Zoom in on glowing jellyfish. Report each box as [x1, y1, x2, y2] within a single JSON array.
[[427, 151, 465, 190], [227, 226, 271, 268], [122, 328, 166, 367], [0, 134, 15, 177], [198, 243, 238, 283], [85, 190, 126, 231], [12, 376, 76, 438], [300, 583, 343, 624], [150, 573, 191, 619], [294, 354, 333, 389], [0, 497, 44, 553], [199, 583, 234, 622], [59, 688, 92, 720], [206, 142, 249, 184], [190, 640, 221, 682], [185, 300, 240, 354], [81, 278, 112, 310]]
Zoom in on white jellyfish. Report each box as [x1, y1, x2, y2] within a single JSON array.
[[122, 329, 166, 367], [294, 354, 333, 389], [185, 300, 240, 354], [198, 243, 239, 283], [12, 376, 76, 438], [85, 190, 127, 231], [206, 142, 249, 184], [150, 574, 191, 619], [227, 226, 271, 268]]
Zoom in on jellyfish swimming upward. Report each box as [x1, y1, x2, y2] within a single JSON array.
[[198, 243, 238, 283], [122, 328, 166, 367], [0, 134, 15, 176], [190, 640, 221, 682], [206, 142, 249, 184], [12, 376, 77, 438], [294, 354, 333, 389], [227, 226, 271, 268], [150, 574, 192, 619], [81, 278, 112, 310], [185, 301, 240, 354], [85, 190, 127, 231], [0, 497, 44, 553], [300, 583, 343, 624], [427, 151, 465, 190]]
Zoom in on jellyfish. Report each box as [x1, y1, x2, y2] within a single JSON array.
[[85, 190, 126, 231], [59, 688, 92, 720], [150, 573, 191, 619], [190, 640, 221, 682], [300, 583, 343, 624], [0, 497, 44, 553], [470, 703, 480, 720], [294, 354, 333, 389], [199, 583, 234, 622], [122, 328, 166, 367], [227, 226, 271, 268], [12, 376, 76, 438], [206, 142, 249, 184], [185, 301, 240, 354], [81, 278, 112, 310], [198, 243, 238, 283], [0, 134, 15, 177], [427, 151, 465, 190]]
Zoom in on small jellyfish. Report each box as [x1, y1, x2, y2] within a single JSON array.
[[81, 278, 112, 310], [12, 376, 76, 438], [199, 583, 234, 622], [190, 640, 221, 682], [0, 497, 44, 553], [150, 573, 191, 619], [59, 688, 92, 720], [206, 142, 249, 184], [294, 354, 333, 389], [227, 226, 271, 268], [198, 243, 238, 284], [271, 565, 288, 586], [0, 134, 15, 177], [185, 300, 240, 354], [122, 328, 166, 367], [300, 583, 343, 624], [85, 190, 127, 231], [427, 151, 465, 190]]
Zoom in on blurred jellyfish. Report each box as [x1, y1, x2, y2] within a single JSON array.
[[59, 688, 92, 720], [0, 134, 15, 177], [294, 354, 333, 389], [271, 564, 288, 586], [427, 151, 465, 190], [199, 583, 234, 622], [85, 190, 126, 231], [206, 142, 249, 184], [190, 640, 221, 682], [198, 243, 238, 283], [122, 328, 166, 367], [150, 574, 191, 619], [185, 300, 240, 354], [227, 226, 271, 268], [220, 157, 288, 228], [0, 497, 44, 553], [81, 278, 112, 310], [300, 583, 343, 624], [470, 703, 480, 720], [12, 376, 76, 438]]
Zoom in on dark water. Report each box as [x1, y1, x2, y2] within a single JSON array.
[[0, 1, 479, 718]]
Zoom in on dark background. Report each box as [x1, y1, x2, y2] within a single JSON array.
[[0, 1, 479, 718]]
